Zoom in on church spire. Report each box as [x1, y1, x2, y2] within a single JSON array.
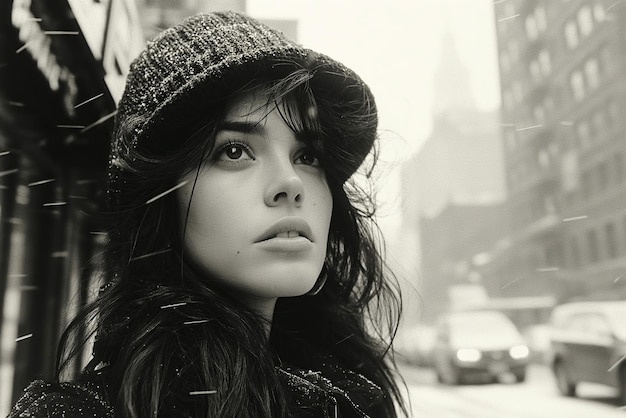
[[432, 29, 477, 117]]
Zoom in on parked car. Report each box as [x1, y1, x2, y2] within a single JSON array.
[[549, 301, 626, 404], [432, 310, 529, 384]]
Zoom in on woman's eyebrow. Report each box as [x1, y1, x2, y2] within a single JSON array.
[[216, 120, 266, 135]]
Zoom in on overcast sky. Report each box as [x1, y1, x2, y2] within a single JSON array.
[[248, 0, 500, 150]]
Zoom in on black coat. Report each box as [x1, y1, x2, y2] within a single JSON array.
[[8, 360, 384, 417]]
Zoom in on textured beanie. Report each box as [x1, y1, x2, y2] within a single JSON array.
[[108, 11, 377, 209]]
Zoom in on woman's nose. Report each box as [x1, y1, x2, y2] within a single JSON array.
[[264, 163, 304, 207]]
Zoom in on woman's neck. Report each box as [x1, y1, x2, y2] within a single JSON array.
[[242, 296, 277, 335]]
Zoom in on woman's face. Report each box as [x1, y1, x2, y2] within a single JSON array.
[[177, 93, 333, 314]]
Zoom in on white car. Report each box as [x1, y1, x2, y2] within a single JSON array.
[[432, 310, 530, 384]]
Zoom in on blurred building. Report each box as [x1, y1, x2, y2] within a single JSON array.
[[135, 0, 246, 40], [135, 0, 298, 42], [406, 32, 506, 220], [401, 32, 507, 321], [418, 203, 507, 320], [491, 0, 626, 302], [0, 0, 143, 413], [408, 108, 506, 219]]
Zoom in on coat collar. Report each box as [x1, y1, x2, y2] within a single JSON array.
[[277, 359, 384, 418]]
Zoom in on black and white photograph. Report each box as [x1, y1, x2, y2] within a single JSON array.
[[1, 1, 626, 417]]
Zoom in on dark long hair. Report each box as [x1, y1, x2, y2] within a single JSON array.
[[56, 63, 406, 417]]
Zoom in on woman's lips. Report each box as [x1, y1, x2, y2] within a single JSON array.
[[255, 236, 312, 252], [255, 216, 314, 243], [254, 217, 314, 252], [275, 231, 301, 238]]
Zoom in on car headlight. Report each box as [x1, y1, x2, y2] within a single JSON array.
[[456, 348, 482, 362], [509, 344, 529, 359]]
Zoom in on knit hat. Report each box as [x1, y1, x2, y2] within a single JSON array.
[[108, 11, 377, 208]]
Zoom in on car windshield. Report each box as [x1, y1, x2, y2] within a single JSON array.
[[448, 312, 521, 345]]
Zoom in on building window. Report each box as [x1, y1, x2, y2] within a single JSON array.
[[578, 6, 594, 37], [593, 3, 606, 22], [536, 6, 547, 32], [605, 222, 619, 258], [538, 49, 551, 75], [570, 71, 585, 100], [587, 229, 600, 263], [565, 21, 579, 49], [533, 105, 545, 122], [526, 15, 539, 40], [538, 149, 550, 168]]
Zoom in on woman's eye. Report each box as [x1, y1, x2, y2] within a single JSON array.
[[296, 151, 320, 167], [225, 145, 243, 159], [216, 142, 253, 162]]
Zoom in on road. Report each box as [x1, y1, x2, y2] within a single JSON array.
[[397, 362, 626, 417]]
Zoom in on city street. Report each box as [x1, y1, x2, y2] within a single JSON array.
[[398, 363, 626, 417]]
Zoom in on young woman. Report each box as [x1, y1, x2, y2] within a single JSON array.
[[10, 11, 405, 417]]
